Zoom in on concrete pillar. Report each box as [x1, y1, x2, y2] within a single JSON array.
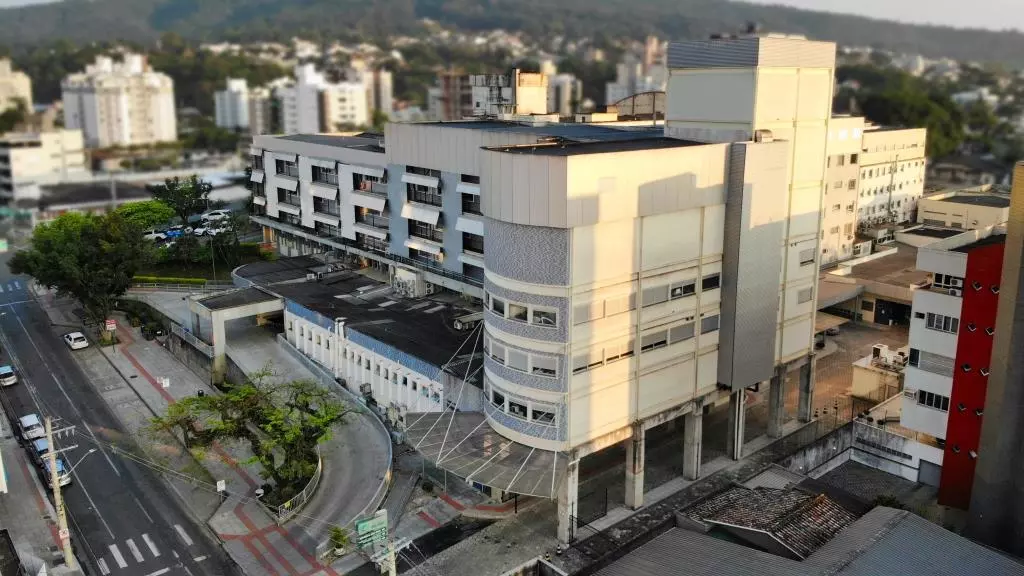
[[798, 353, 817, 423], [727, 390, 746, 460], [683, 409, 703, 480], [625, 424, 645, 510], [191, 311, 202, 336], [768, 364, 787, 438], [556, 458, 579, 544], [211, 310, 227, 386]]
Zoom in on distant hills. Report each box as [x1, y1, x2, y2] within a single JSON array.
[[2, 0, 1024, 67]]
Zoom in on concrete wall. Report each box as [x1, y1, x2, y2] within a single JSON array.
[[917, 198, 1008, 229]]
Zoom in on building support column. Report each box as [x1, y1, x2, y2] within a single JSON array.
[[768, 364, 787, 438], [556, 458, 579, 544], [683, 408, 703, 481], [211, 310, 227, 386], [798, 353, 817, 423], [191, 311, 202, 337], [625, 424, 645, 510], [727, 390, 746, 460]]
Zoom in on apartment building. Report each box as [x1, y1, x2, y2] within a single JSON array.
[[247, 87, 274, 136], [320, 81, 369, 130], [274, 64, 372, 133], [0, 58, 32, 113], [426, 71, 473, 121], [62, 55, 177, 148], [856, 128, 927, 226], [548, 73, 583, 118], [214, 78, 251, 130], [248, 35, 836, 543], [899, 225, 1006, 509], [605, 37, 668, 105], [0, 130, 87, 202], [469, 69, 548, 117], [822, 116, 865, 264]]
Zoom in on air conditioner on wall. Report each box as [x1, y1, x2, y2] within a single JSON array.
[[948, 288, 962, 297]]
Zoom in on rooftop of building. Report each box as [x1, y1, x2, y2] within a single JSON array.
[[234, 256, 324, 285], [684, 485, 860, 559], [901, 227, 963, 239], [937, 194, 1010, 208], [594, 506, 1024, 576], [951, 232, 1007, 253], [267, 272, 483, 377], [15, 181, 150, 210], [486, 136, 703, 156], [415, 119, 665, 142], [274, 132, 385, 153], [837, 243, 927, 288]]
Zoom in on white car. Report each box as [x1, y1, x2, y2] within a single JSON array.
[[143, 229, 167, 241], [192, 222, 211, 236], [18, 414, 44, 441], [202, 209, 231, 222], [0, 365, 17, 386], [63, 332, 89, 350]]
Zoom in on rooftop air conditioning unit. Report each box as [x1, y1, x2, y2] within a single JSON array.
[[872, 344, 889, 359]]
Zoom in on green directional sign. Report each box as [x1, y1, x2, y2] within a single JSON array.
[[0, 239, 8, 254], [356, 510, 388, 548]]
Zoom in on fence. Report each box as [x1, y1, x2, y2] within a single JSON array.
[[273, 448, 323, 524], [170, 324, 214, 358], [130, 281, 235, 293]]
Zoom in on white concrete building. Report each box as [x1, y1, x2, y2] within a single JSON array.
[[247, 87, 274, 136], [605, 50, 667, 105], [0, 130, 87, 201], [822, 116, 865, 264], [548, 73, 583, 117], [917, 187, 1010, 229], [248, 34, 838, 544], [857, 128, 927, 227], [214, 78, 251, 130], [61, 54, 177, 148], [321, 81, 369, 130], [275, 64, 329, 134], [469, 69, 548, 117], [0, 58, 32, 113]]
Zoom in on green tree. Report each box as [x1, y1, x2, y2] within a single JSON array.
[[149, 175, 212, 261], [370, 109, 388, 132], [150, 369, 353, 504], [0, 97, 29, 133], [9, 212, 147, 330], [860, 90, 964, 158], [115, 200, 176, 230]]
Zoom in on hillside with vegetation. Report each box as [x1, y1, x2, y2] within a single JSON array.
[[1, 0, 1024, 66]]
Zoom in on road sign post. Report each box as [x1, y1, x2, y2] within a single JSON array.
[[356, 509, 388, 549]]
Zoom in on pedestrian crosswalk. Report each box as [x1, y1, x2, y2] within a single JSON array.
[[97, 525, 196, 575], [0, 281, 22, 293]]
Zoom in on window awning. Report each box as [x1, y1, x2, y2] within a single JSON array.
[[352, 191, 387, 212], [249, 146, 263, 156], [275, 177, 298, 192], [456, 182, 480, 196], [404, 411, 564, 498], [351, 165, 386, 179], [401, 203, 441, 226], [309, 157, 336, 169], [271, 152, 297, 163], [404, 238, 442, 255], [277, 203, 300, 215], [354, 222, 389, 240], [458, 252, 484, 268], [250, 170, 265, 183], [456, 215, 484, 236], [401, 173, 440, 189]]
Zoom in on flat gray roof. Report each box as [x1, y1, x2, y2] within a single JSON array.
[[234, 256, 323, 285], [197, 287, 280, 311], [843, 244, 925, 287], [419, 120, 664, 142], [903, 227, 962, 239], [938, 194, 1010, 208], [486, 137, 702, 156], [275, 133, 384, 153]]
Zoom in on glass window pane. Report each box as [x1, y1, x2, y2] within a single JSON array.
[[701, 315, 720, 334], [509, 303, 528, 322], [670, 323, 695, 343], [507, 349, 528, 372], [532, 308, 557, 327]]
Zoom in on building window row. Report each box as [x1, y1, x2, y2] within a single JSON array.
[[933, 273, 963, 292], [917, 390, 950, 412], [642, 273, 719, 308], [572, 338, 635, 374], [925, 312, 960, 334], [484, 334, 558, 378], [487, 383, 557, 426], [485, 292, 558, 328], [406, 165, 441, 178], [574, 293, 636, 325]]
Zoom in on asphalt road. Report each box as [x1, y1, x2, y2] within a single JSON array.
[[0, 261, 243, 576]]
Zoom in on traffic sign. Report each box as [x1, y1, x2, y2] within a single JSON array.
[[0, 239, 8, 254], [356, 510, 388, 548], [105, 319, 116, 332]]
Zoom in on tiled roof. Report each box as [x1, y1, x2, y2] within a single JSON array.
[[686, 486, 858, 558]]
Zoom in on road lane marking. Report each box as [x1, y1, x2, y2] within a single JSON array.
[[133, 495, 155, 523], [13, 281, 20, 289], [193, 555, 207, 562], [174, 524, 193, 546], [142, 533, 160, 558], [143, 568, 170, 576], [126, 538, 145, 563], [108, 545, 128, 569], [0, 300, 31, 307], [97, 558, 110, 575]]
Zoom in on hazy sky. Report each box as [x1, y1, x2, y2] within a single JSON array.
[[0, 0, 1019, 32], [742, 0, 1021, 32]]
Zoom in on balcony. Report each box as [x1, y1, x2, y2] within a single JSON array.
[[355, 213, 390, 229], [313, 172, 339, 187], [356, 234, 388, 253], [277, 165, 299, 179], [408, 187, 443, 207], [279, 195, 301, 208], [409, 225, 444, 244], [370, 181, 389, 196]]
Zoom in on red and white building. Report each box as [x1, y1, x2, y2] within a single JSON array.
[[901, 224, 1006, 509]]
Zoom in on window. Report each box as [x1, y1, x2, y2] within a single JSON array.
[[669, 322, 695, 344], [532, 308, 557, 327], [670, 282, 696, 300], [507, 349, 528, 372], [461, 193, 482, 215], [492, 390, 505, 408], [701, 314, 720, 334], [832, 204, 841, 212], [462, 232, 484, 254], [834, 181, 844, 190], [604, 294, 634, 315], [508, 303, 528, 322], [844, 223, 854, 235], [914, 311, 925, 319], [277, 187, 300, 206], [836, 155, 845, 167], [402, 376, 408, 387], [917, 390, 950, 412], [799, 248, 815, 266], [643, 286, 668, 307], [850, 154, 858, 164], [848, 179, 857, 190], [491, 297, 505, 316], [702, 274, 720, 291], [605, 340, 634, 362], [532, 409, 555, 424], [797, 288, 813, 304], [312, 165, 338, 185], [275, 159, 298, 177], [490, 342, 506, 364], [409, 220, 443, 242], [830, 226, 840, 234], [532, 355, 557, 377], [574, 302, 603, 324], [461, 174, 480, 184], [641, 330, 668, 352], [925, 312, 959, 334], [509, 402, 528, 419], [412, 381, 418, 391], [861, 300, 875, 312], [908, 348, 920, 367]]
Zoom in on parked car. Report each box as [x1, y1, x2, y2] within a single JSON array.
[[192, 221, 211, 236], [143, 229, 167, 242], [165, 225, 193, 238], [825, 327, 841, 336], [30, 438, 50, 467], [0, 365, 17, 387], [17, 414, 44, 441], [207, 222, 231, 237], [202, 209, 231, 222], [43, 456, 72, 488], [63, 332, 89, 350]]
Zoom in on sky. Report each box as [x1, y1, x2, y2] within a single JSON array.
[[741, 0, 1022, 32], [0, 0, 1019, 32]]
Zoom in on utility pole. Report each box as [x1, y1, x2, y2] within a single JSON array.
[[46, 417, 77, 570]]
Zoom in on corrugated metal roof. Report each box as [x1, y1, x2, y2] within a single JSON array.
[[744, 465, 806, 490]]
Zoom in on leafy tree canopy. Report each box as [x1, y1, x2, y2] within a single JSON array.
[[149, 175, 212, 224], [860, 89, 965, 159], [9, 211, 147, 324], [115, 200, 176, 230]]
